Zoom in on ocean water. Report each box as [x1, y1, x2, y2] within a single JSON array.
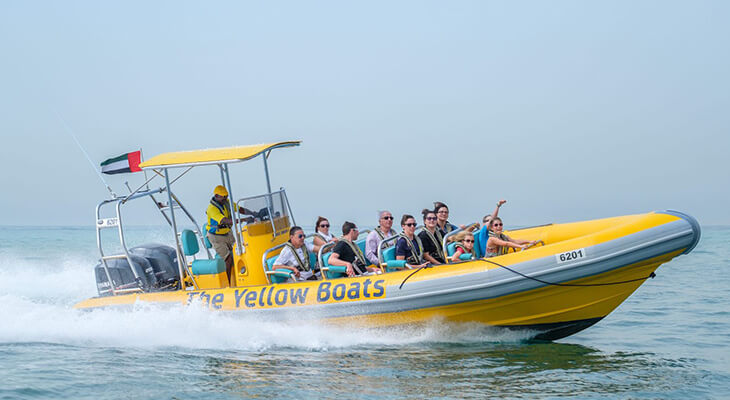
[[0, 225, 728, 399]]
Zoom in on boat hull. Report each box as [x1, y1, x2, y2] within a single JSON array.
[[74, 210, 700, 340]]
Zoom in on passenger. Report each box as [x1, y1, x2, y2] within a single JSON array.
[[395, 215, 428, 268], [433, 201, 461, 237], [365, 210, 398, 265], [477, 199, 507, 256], [205, 185, 257, 280], [485, 217, 537, 257], [273, 226, 322, 282], [312, 216, 338, 247], [329, 222, 379, 277], [449, 231, 477, 262], [417, 209, 446, 264]]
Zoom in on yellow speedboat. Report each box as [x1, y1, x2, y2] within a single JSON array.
[[75, 141, 701, 340]]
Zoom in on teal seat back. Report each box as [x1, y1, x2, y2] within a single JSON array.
[[382, 246, 396, 262], [202, 224, 212, 248], [181, 229, 199, 256], [266, 255, 278, 271], [446, 242, 458, 256], [321, 252, 347, 279]]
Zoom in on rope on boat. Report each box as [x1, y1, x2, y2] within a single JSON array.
[[398, 264, 433, 289], [398, 259, 655, 290], [483, 259, 656, 287]]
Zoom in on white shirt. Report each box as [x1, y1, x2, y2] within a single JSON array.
[[316, 231, 335, 242], [274, 242, 315, 270]]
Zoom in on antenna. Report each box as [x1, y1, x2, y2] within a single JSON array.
[[55, 111, 117, 198]]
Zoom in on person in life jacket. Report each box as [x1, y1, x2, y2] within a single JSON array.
[[477, 199, 507, 256], [329, 221, 380, 277], [365, 210, 398, 265], [272, 226, 323, 282], [433, 201, 465, 237], [395, 214, 428, 268], [205, 185, 256, 279], [312, 216, 338, 248], [418, 209, 445, 264], [449, 231, 477, 262], [485, 217, 537, 257]]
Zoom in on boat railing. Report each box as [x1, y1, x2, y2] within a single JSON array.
[[377, 235, 401, 267], [95, 187, 204, 296]]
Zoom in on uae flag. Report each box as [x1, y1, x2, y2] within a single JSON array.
[[101, 151, 142, 174]]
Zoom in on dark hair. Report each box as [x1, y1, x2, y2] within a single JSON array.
[[433, 201, 448, 213], [421, 208, 436, 220], [342, 221, 357, 235], [288, 226, 303, 241], [400, 214, 415, 225], [488, 217, 502, 229], [315, 216, 328, 233]]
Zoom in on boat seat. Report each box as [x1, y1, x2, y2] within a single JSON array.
[[181, 229, 225, 275], [320, 252, 348, 279], [380, 246, 406, 272], [264, 249, 318, 284], [445, 241, 476, 261], [446, 242, 458, 256]]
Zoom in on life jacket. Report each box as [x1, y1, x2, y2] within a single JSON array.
[[314, 231, 334, 243], [283, 242, 310, 272], [341, 238, 369, 274], [374, 227, 397, 244], [485, 232, 510, 257], [420, 228, 445, 262], [398, 233, 424, 265], [206, 197, 232, 235], [454, 243, 476, 260]]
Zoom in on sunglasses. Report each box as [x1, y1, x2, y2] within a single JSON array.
[[493, 223, 503, 227], [438, 210, 449, 214], [464, 239, 474, 243], [382, 216, 394, 220], [296, 234, 305, 238], [425, 217, 437, 221], [319, 224, 330, 228], [404, 223, 417, 227]]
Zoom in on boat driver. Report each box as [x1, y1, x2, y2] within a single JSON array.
[[205, 185, 256, 280], [329, 221, 380, 277]]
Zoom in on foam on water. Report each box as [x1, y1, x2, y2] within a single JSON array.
[[0, 252, 533, 351]]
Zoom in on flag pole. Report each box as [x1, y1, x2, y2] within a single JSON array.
[[55, 111, 117, 198]]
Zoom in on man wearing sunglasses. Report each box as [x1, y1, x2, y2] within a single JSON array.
[[365, 210, 398, 265], [329, 222, 379, 277], [273, 226, 322, 281]]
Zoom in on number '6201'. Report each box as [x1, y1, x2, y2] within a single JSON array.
[[556, 248, 586, 263]]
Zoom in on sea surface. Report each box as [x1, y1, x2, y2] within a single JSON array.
[[0, 225, 728, 399]]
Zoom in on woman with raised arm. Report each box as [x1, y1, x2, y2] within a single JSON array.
[[418, 209, 445, 264], [312, 216, 338, 247], [485, 217, 537, 257]]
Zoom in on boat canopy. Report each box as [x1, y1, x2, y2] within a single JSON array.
[[139, 141, 301, 169]]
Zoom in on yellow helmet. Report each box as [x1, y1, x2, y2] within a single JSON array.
[[213, 185, 228, 197]]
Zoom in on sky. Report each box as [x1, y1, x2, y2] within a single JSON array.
[[1, 1, 728, 229]]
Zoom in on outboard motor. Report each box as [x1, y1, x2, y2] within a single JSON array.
[[94, 255, 155, 296], [129, 244, 179, 289]]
